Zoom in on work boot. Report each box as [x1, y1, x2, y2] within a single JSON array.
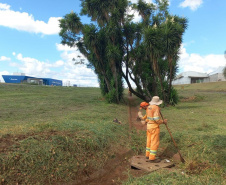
[[146, 159, 161, 163]]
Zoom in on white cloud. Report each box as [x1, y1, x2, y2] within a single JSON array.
[[58, 43, 88, 65], [130, 0, 170, 6], [0, 3, 10, 10], [0, 3, 61, 35], [56, 43, 77, 51], [178, 44, 226, 74], [126, 7, 141, 22], [59, 51, 99, 87], [128, 0, 171, 22], [179, 0, 203, 11], [7, 47, 99, 87], [56, 43, 99, 87], [128, 0, 153, 23], [0, 56, 11, 61], [130, 0, 153, 3], [15, 53, 52, 76], [55, 60, 64, 67]]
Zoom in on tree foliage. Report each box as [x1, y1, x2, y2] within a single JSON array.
[[223, 66, 226, 79], [59, 0, 188, 104]]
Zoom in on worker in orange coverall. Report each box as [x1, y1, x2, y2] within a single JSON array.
[[138, 96, 167, 163]]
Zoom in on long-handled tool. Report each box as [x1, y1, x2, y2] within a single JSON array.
[[160, 112, 185, 163]]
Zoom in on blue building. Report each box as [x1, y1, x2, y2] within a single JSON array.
[[2, 74, 62, 86]]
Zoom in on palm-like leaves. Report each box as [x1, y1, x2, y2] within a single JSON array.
[[59, 0, 187, 104], [134, 0, 154, 22], [162, 15, 188, 102], [81, 0, 121, 26], [59, 12, 83, 46]]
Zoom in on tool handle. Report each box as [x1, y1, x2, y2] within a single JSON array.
[[160, 111, 185, 163], [160, 111, 178, 148]]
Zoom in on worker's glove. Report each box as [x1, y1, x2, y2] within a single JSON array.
[[141, 120, 146, 125], [138, 111, 143, 119], [163, 119, 168, 125]]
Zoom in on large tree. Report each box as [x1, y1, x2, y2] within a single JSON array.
[[59, 0, 187, 104]]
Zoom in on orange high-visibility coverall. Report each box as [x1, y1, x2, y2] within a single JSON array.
[[142, 105, 164, 160]]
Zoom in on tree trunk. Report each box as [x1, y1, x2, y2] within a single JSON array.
[[122, 72, 151, 102], [110, 59, 119, 103], [168, 56, 173, 103], [152, 57, 166, 105]]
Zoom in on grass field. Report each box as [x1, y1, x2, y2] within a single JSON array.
[[126, 82, 226, 185], [0, 84, 130, 184], [0, 82, 226, 184], [0, 84, 127, 135]]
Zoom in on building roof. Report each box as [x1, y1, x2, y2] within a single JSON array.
[[209, 66, 225, 75], [175, 71, 209, 78]]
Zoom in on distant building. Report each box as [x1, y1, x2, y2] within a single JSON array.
[[173, 66, 226, 85], [2, 73, 62, 86], [172, 71, 209, 85], [209, 66, 226, 82]]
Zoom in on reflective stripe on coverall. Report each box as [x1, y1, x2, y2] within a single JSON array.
[[145, 105, 163, 160]]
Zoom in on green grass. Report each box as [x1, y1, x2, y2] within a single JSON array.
[[0, 82, 226, 184], [174, 81, 226, 91], [126, 82, 226, 185], [0, 83, 130, 184], [0, 121, 128, 184], [0, 84, 127, 135]]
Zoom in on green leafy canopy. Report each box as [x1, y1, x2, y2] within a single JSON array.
[[59, 0, 188, 105]]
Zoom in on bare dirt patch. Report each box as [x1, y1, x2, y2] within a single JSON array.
[[58, 95, 148, 185], [70, 149, 148, 185], [0, 134, 15, 153], [187, 161, 211, 175], [69, 95, 148, 185], [180, 96, 196, 102]]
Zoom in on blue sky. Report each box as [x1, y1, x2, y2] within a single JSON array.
[[0, 0, 225, 86]]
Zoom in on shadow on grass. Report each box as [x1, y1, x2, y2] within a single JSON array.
[[159, 143, 178, 159]]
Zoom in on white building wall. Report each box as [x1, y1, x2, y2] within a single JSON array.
[[172, 77, 191, 85], [209, 74, 218, 82], [209, 73, 226, 82], [209, 66, 226, 81], [218, 73, 226, 81], [203, 78, 209, 83], [184, 71, 209, 77], [173, 66, 226, 85], [172, 71, 209, 85]]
